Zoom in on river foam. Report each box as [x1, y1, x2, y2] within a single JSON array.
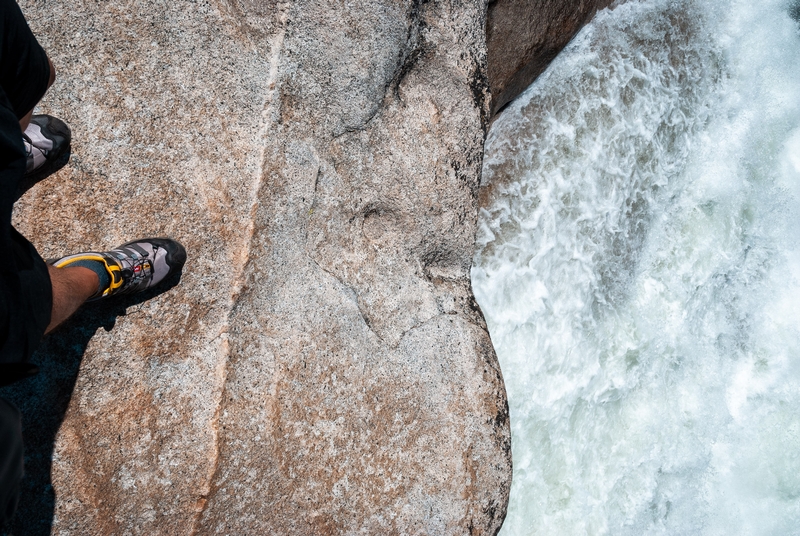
[[473, 0, 800, 533]]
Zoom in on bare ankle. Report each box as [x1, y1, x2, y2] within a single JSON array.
[[45, 265, 100, 334]]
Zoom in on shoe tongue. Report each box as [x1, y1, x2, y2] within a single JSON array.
[[24, 123, 54, 152]]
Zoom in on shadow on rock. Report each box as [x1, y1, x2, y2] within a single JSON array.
[[1, 268, 183, 535]]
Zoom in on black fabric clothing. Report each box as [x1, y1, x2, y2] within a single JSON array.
[[0, 398, 23, 528], [0, 0, 53, 383], [0, 2, 53, 528], [0, 0, 51, 120]]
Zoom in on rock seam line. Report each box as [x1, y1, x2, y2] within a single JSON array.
[[187, 4, 291, 533]]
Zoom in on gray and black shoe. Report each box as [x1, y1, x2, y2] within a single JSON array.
[[51, 238, 187, 300], [24, 114, 71, 176]]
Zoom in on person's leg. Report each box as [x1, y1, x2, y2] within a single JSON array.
[[1, 0, 53, 122], [0, 398, 24, 529], [46, 237, 187, 332], [18, 57, 55, 133], [44, 265, 98, 334], [17, 55, 67, 180], [0, 6, 68, 179]]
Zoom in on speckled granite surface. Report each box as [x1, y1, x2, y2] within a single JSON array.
[[7, 0, 511, 533]]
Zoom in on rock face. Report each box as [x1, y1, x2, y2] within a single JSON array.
[[487, 0, 615, 116], [8, 0, 511, 533]]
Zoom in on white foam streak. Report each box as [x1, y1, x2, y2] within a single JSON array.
[[474, 0, 800, 533]]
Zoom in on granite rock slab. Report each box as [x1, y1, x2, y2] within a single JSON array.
[[9, 0, 511, 533]]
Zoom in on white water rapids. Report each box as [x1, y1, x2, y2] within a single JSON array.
[[472, 0, 800, 533]]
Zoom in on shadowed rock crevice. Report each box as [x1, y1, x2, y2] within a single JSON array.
[[487, 0, 615, 117]]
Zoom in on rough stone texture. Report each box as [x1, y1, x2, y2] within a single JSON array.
[[7, 0, 511, 534], [487, 0, 615, 117]]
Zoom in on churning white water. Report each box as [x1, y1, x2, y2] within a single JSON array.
[[472, 0, 800, 533]]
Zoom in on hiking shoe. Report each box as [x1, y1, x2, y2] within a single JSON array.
[[51, 238, 187, 300], [24, 114, 71, 176]]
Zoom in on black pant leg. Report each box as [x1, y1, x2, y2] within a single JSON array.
[[0, 397, 23, 528]]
